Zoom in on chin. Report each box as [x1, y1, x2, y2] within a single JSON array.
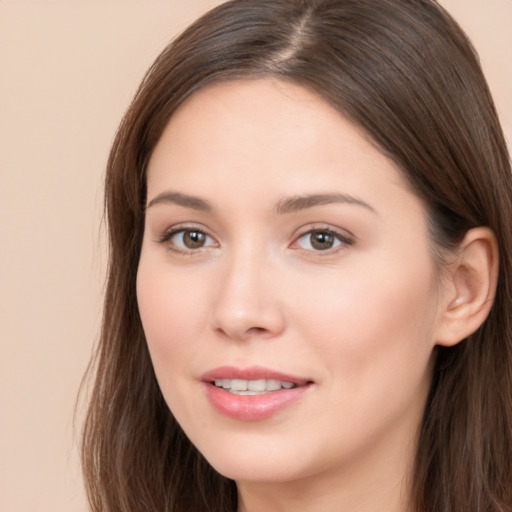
[[189, 428, 326, 485], [208, 455, 307, 484]]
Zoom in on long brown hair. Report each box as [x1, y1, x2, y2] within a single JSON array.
[[81, 1, 512, 510]]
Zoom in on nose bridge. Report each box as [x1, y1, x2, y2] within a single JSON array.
[[211, 240, 284, 340]]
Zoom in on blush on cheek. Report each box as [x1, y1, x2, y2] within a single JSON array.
[[140, 298, 195, 351], [305, 267, 436, 367], [137, 269, 209, 357]]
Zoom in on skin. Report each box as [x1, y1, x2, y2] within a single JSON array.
[[137, 79, 456, 512]]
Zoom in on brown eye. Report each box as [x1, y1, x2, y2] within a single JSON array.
[[295, 229, 352, 252], [310, 231, 336, 250], [168, 229, 216, 251], [182, 230, 207, 248]]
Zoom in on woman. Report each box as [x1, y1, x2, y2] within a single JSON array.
[[81, 0, 512, 510]]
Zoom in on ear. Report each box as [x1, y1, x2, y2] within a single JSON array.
[[435, 227, 499, 347]]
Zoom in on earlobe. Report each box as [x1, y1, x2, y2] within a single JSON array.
[[436, 227, 499, 347]]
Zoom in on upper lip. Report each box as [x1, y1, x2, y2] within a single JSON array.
[[200, 366, 311, 386]]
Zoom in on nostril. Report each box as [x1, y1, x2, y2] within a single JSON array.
[[214, 324, 274, 341], [211, 293, 286, 340]]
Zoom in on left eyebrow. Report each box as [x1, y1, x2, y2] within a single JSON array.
[[274, 193, 377, 215], [146, 191, 213, 211]]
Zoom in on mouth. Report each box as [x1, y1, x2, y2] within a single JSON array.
[[212, 378, 297, 395], [201, 365, 311, 391], [201, 366, 312, 420]]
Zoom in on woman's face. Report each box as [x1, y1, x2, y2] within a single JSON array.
[[137, 80, 447, 488]]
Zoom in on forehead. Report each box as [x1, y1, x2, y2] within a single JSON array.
[[150, 79, 348, 168], [146, 79, 420, 219]]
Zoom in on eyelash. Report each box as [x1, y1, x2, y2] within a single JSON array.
[[157, 226, 217, 255], [156, 225, 354, 255], [292, 227, 354, 254]]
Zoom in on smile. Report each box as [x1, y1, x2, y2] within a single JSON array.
[[214, 378, 296, 395], [202, 366, 312, 420]]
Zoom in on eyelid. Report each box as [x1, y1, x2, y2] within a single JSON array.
[[290, 224, 354, 253], [155, 223, 219, 253]]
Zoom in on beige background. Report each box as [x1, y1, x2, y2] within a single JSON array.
[[0, 1, 510, 511]]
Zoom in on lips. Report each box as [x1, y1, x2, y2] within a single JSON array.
[[201, 366, 312, 421]]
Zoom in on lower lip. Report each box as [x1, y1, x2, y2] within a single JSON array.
[[204, 383, 310, 421]]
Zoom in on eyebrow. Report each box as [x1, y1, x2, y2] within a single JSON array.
[[146, 190, 376, 215], [146, 191, 213, 211], [274, 193, 377, 215]]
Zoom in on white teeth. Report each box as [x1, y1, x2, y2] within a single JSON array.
[[230, 379, 248, 391], [213, 378, 297, 394], [266, 379, 281, 391], [214, 379, 232, 389], [247, 379, 266, 391]]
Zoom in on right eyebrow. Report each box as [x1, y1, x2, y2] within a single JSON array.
[[274, 193, 377, 215], [146, 191, 213, 212]]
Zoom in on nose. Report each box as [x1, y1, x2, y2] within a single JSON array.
[[210, 250, 286, 341]]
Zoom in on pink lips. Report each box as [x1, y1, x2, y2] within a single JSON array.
[[201, 366, 312, 421]]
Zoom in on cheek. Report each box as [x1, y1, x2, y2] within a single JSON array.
[[136, 261, 215, 424], [136, 262, 209, 368], [291, 254, 438, 384], [287, 261, 438, 451]]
